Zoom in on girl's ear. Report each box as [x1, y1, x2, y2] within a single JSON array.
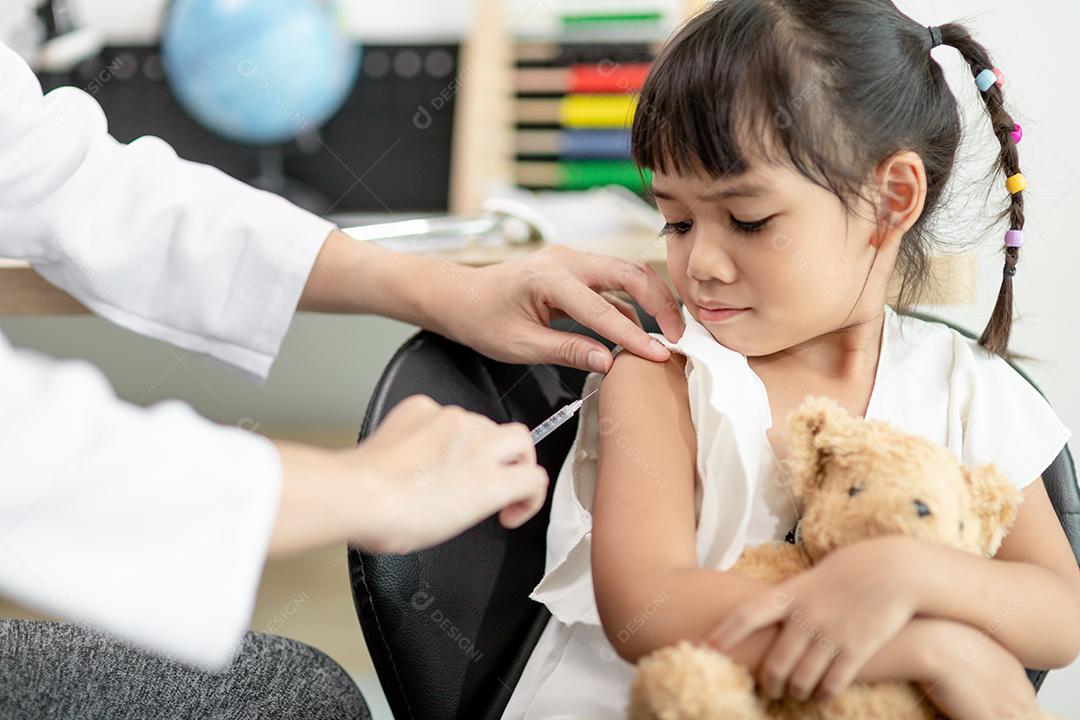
[[963, 464, 1022, 556], [872, 150, 928, 249], [783, 396, 853, 499]]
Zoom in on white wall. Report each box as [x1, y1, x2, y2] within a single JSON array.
[[901, 3, 1080, 715]]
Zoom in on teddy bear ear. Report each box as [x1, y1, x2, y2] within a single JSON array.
[[783, 396, 854, 498], [963, 464, 1023, 556]]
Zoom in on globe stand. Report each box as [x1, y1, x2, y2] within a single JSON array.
[[250, 143, 331, 216]]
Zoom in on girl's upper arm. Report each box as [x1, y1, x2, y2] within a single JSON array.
[[591, 350, 699, 633], [994, 477, 1080, 592]]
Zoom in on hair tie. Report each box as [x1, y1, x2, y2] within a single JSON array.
[[1005, 229, 1024, 248], [975, 68, 997, 92], [1003, 265, 1017, 277], [928, 25, 943, 49], [1006, 173, 1027, 194], [976, 67, 1006, 92], [1010, 123, 1023, 144]]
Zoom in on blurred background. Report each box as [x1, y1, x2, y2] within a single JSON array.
[[0, 0, 1076, 717]]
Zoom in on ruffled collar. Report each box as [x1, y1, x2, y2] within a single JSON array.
[[670, 303, 895, 426]]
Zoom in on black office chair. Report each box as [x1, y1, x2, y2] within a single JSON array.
[[348, 310, 1079, 720]]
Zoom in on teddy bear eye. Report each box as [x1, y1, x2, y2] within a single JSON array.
[[913, 499, 932, 518], [848, 485, 862, 497]]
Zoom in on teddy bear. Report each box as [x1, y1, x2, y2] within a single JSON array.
[[626, 395, 1049, 720]]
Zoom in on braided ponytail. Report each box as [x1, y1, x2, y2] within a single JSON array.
[[937, 23, 1023, 356]]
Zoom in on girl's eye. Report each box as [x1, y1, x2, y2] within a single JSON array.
[[660, 220, 693, 237], [729, 215, 772, 235]]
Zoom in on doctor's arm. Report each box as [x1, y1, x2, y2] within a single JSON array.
[[0, 332, 547, 670], [0, 43, 681, 381], [298, 228, 684, 372]]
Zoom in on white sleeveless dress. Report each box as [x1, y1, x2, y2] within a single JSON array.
[[501, 303, 1072, 719]]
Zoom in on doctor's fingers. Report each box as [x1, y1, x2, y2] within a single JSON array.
[[601, 292, 645, 329], [544, 272, 666, 367], [466, 422, 537, 467], [375, 394, 439, 434], [381, 395, 495, 437], [582, 255, 685, 347], [492, 464, 550, 529]]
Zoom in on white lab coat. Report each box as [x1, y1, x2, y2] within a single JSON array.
[[0, 42, 336, 668]]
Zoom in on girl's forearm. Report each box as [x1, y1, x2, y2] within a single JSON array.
[[903, 537, 1080, 669], [602, 562, 955, 685], [599, 566, 772, 663], [606, 564, 949, 688]]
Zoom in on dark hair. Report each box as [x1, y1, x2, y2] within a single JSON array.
[[631, 0, 1024, 356]]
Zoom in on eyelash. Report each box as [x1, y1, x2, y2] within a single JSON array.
[[660, 216, 772, 237]]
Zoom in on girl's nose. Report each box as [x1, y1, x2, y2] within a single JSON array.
[[687, 236, 738, 284]]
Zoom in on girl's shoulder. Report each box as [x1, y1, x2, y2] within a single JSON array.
[[887, 307, 1070, 488], [888, 307, 1028, 380], [607, 344, 689, 390], [603, 346, 692, 426]]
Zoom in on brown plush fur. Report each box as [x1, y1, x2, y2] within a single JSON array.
[[626, 396, 1048, 720]]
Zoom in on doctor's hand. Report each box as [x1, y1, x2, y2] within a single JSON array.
[[445, 245, 686, 373], [268, 395, 548, 557], [302, 231, 685, 372]]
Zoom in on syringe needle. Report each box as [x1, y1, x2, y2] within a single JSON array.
[[529, 386, 600, 445]]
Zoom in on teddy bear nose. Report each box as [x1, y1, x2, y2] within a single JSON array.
[[913, 499, 932, 517]]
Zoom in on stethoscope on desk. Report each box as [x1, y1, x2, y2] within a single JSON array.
[[341, 185, 664, 251], [342, 198, 554, 248]]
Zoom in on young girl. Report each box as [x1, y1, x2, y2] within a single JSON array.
[[501, 2, 1080, 719]]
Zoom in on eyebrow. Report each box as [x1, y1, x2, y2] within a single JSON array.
[[650, 182, 771, 202]]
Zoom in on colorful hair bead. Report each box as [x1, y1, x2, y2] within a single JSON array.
[[1005, 229, 1024, 248], [975, 68, 997, 92], [1010, 123, 1023, 144], [1006, 173, 1027, 194], [993, 67, 1005, 89]]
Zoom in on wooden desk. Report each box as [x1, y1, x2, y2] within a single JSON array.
[[0, 259, 89, 315]]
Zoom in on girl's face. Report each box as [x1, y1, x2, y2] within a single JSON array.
[[652, 161, 896, 357]]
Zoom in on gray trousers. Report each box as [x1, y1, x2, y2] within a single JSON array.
[[0, 620, 371, 720]]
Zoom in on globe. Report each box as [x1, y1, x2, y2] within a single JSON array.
[[161, 0, 361, 146]]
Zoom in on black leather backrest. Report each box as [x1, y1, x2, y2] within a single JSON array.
[[349, 310, 1078, 714], [347, 322, 620, 720]]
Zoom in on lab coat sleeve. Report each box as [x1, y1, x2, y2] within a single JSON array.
[[0, 43, 336, 384], [0, 329, 283, 669]]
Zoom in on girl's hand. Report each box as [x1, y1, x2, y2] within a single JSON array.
[[442, 246, 686, 372], [918, 619, 1038, 720], [706, 536, 922, 703]]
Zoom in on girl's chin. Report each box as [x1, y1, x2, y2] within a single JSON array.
[[700, 326, 747, 353], [699, 322, 774, 357]]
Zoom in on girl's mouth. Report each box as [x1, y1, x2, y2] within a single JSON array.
[[697, 305, 749, 323]]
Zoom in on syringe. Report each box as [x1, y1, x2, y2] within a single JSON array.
[[530, 388, 599, 445]]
